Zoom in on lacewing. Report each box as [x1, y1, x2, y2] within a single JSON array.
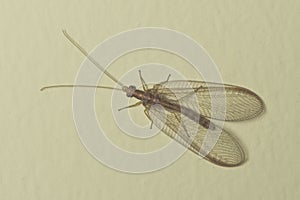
[[41, 30, 265, 167]]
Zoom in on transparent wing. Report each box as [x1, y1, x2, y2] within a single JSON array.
[[152, 80, 265, 121], [145, 105, 245, 167]]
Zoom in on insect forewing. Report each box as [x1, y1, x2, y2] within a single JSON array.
[[154, 80, 264, 121]]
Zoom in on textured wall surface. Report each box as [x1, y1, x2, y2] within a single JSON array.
[[0, 0, 299, 199]]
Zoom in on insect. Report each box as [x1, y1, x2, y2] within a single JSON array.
[[41, 30, 265, 167]]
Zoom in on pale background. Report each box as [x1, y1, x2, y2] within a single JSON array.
[[0, 0, 299, 199]]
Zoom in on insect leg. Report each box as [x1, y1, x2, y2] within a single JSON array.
[[138, 70, 148, 91], [118, 101, 142, 111], [160, 74, 171, 84], [165, 74, 171, 82], [144, 109, 153, 129]]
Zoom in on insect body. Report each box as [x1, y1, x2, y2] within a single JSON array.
[[41, 31, 265, 167]]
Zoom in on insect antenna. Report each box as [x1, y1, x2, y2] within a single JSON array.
[[41, 30, 130, 92], [62, 30, 124, 87], [40, 85, 123, 92]]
